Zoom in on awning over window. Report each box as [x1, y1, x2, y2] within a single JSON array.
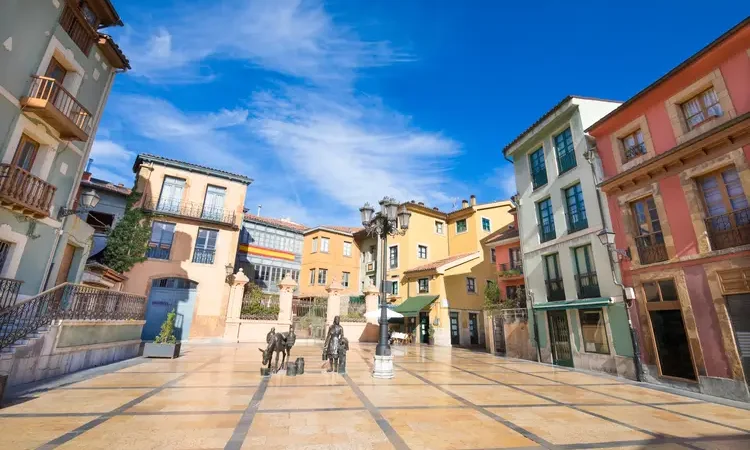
[[532, 297, 613, 311], [393, 295, 439, 316]]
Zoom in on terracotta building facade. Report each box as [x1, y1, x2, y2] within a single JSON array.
[[588, 19, 750, 401]]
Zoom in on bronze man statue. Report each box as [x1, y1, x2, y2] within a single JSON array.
[[283, 324, 296, 364], [322, 316, 344, 372]]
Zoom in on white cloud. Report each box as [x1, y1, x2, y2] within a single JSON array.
[[88, 139, 136, 186]]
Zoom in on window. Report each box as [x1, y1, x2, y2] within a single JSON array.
[[343, 241, 352, 257], [698, 167, 750, 250], [45, 57, 67, 84], [201, 185, 226, 221], [435, 221, 444, 234], [417, 245, 428, 259], [482, 217, 491, 232], [621, 129, 647, 161], [85, 211, 114, 233], [320, 237, 330, 253], [544, 253, 564, 301], [643, 279, 680, 303], [631, 197, 667, 264], [79, 1, 99, 26], [0, 240, 11, 274], [147, 222, 175, 260], [12, 135, 39, 171], [579, 309, 610, 354], [456, 219, 467, 234], [537, 198, 555, 242], [389, 245, 398, 269], [573, 245, 599, 299], [311, 237, 318, 253], [391, 278, 399, 295], [193, 228, 218, 264], [309, 269, 315, 285], [529, 147, 547, 189], [466, 277, 476, 293], [418, 278, 429, 294], [156, 176, 185, 213], [565, 183, 587, 233], [490, 248, 496, 264], [554, 128, 576, 173], [509, 247, 522, 269], [681, 87, 722, 130], [317, 269, 328, 285], [342, 272, 350, 288]]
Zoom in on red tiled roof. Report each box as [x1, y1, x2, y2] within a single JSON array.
[[322, 225, 363, 234], [485, 226, 519, 245], [243, 214, 307, 233], [81, 177, 131, 196], [404, 252, 478, 274]]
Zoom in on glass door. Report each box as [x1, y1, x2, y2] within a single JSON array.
[[202, 185, 226, 221], [157, 176, 185, 213], [449, 312, 459, 345]]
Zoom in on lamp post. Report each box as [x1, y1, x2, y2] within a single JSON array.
[[596, 229, 643, 382], [360, 197, 411, 378]]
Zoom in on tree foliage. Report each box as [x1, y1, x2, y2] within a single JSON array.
[[483, 282, 527, 310], [240, 282, 280, 317], [102, 192, 151, 273]]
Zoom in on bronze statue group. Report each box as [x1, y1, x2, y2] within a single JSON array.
[[259, 315, 349, 375]]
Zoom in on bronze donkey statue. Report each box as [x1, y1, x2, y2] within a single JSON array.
[[259, 332, 287, 373]]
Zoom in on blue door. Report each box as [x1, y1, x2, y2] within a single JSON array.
[[142, 278, 198, 341]]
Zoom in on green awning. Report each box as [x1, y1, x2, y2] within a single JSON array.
[[394, 295, 439, 316], [532, 297, 613, 311]]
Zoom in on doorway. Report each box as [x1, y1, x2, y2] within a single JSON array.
[[469, 312, 479, 345], [548, 310, 573, 367], [449, 312, 459, 345], [725, 294, 749, 384], [142, 278, 198, 341], [419, 311, 430, 344], [55, 243, 76, 286]]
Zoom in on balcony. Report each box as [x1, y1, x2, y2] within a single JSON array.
[[499, 263, 523, 278], [20, 76, 93, 141], [635, 232, 668, 264], [558, 151, 577, 174], [705, 208, 750, 251], [58, 3, 98, 55], [568, 213, 588, 234], [624, 142, 647, 161], [546, 278, 566, 301], [0, 164, 57, 218], [142, 197, 238, 229], [192, 248, 216, 265], [540, 225, 556, 243], [531, 169, 548, 190], [576, 272, 601, 299]]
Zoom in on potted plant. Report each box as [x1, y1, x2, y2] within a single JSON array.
[[143, 310, 181, 358], [427, 325, 436, 345]]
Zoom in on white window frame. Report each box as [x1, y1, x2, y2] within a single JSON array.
[[417, 277, 429, 294], [311, 237, 318, 253], [388, 244, 399, 269], [320, 237, 330, 253], [343, 241, 352, 257], [0, 224, 28, 279], [481, 216, 492, 232], [417, 244, 428, 260], [317, 268, 328, 285], [308, 268, 315, 285], [342, 271, 350, 288], [435, 221, 444, 235]]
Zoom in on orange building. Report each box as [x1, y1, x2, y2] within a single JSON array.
[[485, 207, 524, 303], [300, 226, 363, 297]]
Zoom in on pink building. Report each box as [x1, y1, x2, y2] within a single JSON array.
[[485, 208, 525, 303], [588, 19, 750, 401]]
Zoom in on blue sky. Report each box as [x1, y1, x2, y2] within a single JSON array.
[[92, 0, 749, 226]]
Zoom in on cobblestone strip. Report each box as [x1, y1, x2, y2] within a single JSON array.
[[224, 376, 270, 450]]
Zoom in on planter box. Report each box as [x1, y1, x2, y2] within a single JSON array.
[[143, 342, 181, 359]]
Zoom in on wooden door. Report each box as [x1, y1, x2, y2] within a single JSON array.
[[55, 244, 76, 286], [548, 310, 573, 367]]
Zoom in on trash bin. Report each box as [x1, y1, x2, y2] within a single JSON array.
[[295, 357, 305, 375]]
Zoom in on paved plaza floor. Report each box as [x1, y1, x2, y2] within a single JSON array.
[[1, 343, 750, 449]]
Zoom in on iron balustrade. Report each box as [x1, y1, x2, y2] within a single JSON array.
[[342, 301, 366, 322], [0, 277, 23, 310], [192, 248, 215, 264], [240, 290, 280, 320], [146, 245, 171, 260], [142, 197, 237, 228], [705, 207, 750, 250], [0, 283, 146, 350], [576, 272, 601, 299], [499, 263, 523, 277], [58, 4, 98, 55], [624, 142, 647, 160], [25, 76, 93, 136], [531, 170, 548, 190], [546, 278, 566, 301], [568, 213, 588, 233], [558, 151, 577, 173], [540, 225, 556, 243], [635, 232, 668, 264], [0, 163, 57, 218]]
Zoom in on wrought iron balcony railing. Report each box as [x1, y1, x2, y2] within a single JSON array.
[[540, 225, 556, 243], [558, 151, 577, 173], [531, 169, 548, 190], [192, 248, 216, 265], [142, 197, 238, 228], [624, 142, 647, 161], [705, 207, 750, 251], [0, 164, 57, 218], [59, 3, 98, 55], [0, 277, 23, 310], [635, 232, 668, 264], [568, 213, 588, 234], [546, 278, 566, 301], [499, 263, 523, 277], [0, 283, 146, 350], [576, 272, 601, 299], [21, 76, 93, 141]]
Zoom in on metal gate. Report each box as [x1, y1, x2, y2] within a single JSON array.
[[292, 298, 327, 341], [548, 310, 573, 367], [492, 314, 506, 354]]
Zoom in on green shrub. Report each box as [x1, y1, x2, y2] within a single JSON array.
[[154, 310, 177, 344]]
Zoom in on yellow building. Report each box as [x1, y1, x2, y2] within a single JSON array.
[[299, 226, 362, 297], [122, 154, 252, 340]]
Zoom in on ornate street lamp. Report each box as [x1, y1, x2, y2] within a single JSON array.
[[360, 196, 411, 378], [58, 189, 101, 219]]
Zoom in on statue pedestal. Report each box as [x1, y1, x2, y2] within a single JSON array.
[[372, 355, 394, 379]]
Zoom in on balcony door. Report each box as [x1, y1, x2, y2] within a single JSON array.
[[631, 196, 667, 264], [45, 58, 68, 108], [201, 185, 226, 221], [12, 135, 39, 172], [157, 176, 185, 213], [698, 167, 750, 249]]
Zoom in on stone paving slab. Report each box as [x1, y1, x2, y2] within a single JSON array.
[[1, 342, 749, 449]]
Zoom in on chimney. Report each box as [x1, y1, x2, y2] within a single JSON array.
[[418, 202, 424, 206], [257, 204, 262, 216], [82, 171, 92, 182], [470, 195, 476, 206], [461, 199, 469, 208], [433, 207, 439, 211]]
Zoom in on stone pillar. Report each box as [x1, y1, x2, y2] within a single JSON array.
[[226, 269, 249, 320], [364, 281, 379, 325], [432, 298, 452, 347], [277, 273, 296, 327], [326, 279, 344, 325]]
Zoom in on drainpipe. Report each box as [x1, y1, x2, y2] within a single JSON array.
[[583, 144, 643, 382], [528, 291, 542, 363]]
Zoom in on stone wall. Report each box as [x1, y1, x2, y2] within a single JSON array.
[[504, 320, 537, 361]]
